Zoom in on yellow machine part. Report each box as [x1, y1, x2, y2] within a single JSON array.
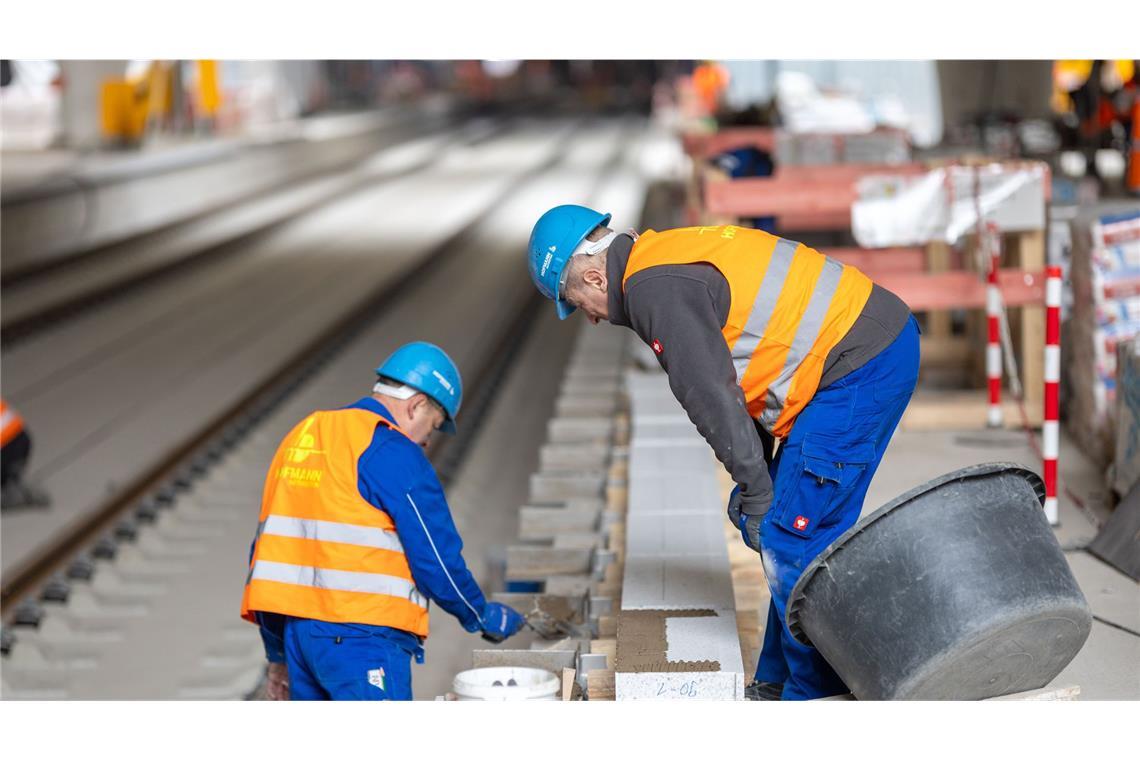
[[197, 60, 222, 116]]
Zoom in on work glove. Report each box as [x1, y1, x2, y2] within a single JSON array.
[[727, 485, 765, 554], [479, 601, 526, 643]]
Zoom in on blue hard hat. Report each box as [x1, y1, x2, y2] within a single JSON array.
[[375, 342, 463, 434], [527, 204, 611, 319]]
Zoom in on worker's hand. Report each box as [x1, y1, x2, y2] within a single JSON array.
[[479, 602, 526, 643], [727, 485, 764, 553], [265, 662, 290, 701]]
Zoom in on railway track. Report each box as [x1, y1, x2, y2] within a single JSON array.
[[0, 116, 652, 699], [0, 118, 516, 345]]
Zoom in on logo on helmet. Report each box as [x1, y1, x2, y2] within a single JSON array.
[[539, 251, 554, 278], [431, 370, 454, 394]]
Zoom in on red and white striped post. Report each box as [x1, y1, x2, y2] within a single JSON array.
[[1043, 265, 1063, 526], [985, 222, 1004, 428]]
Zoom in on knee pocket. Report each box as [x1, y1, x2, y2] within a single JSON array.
[[771, 434, 875, 539]]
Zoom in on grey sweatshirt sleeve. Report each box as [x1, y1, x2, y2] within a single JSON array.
[[624, 269, 774, 515]]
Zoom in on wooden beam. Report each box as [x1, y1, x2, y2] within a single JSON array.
[[704, 163, 926, 218], [1014, 229, 1046, 415], [823, 246, 927, 275], [682, 127, 777, 158], [873, 269, 1045, 312]]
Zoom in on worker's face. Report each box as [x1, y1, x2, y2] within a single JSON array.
[[403, 394, 448, 447], [566, 265, 610, 325]]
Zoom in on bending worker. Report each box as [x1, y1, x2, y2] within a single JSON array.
[[527, 207, 920, 701], [241, 342, 526, 700]]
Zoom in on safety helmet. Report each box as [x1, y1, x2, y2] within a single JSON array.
[[374, 342, 463, 434], [527, 204, 611, 319]]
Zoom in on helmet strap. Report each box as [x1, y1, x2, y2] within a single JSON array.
[[559, 230, 617, 296], [373, 380, 418, 400]]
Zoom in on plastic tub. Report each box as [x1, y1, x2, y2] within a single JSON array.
[[786, 463, 1092, 700], [452, 667, 560, 701]]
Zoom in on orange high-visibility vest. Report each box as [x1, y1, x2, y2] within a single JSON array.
[[623, 226, 873, 438], [1, 399, 25, 448], [240, 408, 430, 636]]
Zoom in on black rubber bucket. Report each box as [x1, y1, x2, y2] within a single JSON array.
[[786, 463, 1092, 700]]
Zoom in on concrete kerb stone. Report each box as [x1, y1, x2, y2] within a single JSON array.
[[505, 546, 594, 580], [540, 443, 611, 471], [471, 648, 578, 673], [529, 472, 607, 502], [519, 506, 602, 541], [548, 418, 614, 444]]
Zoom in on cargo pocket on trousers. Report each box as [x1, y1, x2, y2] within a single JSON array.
[[774, 434, 876, 539]]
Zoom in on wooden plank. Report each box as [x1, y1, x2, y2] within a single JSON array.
[[561, 668, 576, 701], [925, 240, 953, 339], [1014, 229, 1046, 415], [707, 176, 858, 218], [823, 246, 927, 275], [587, 669, 615, 701], [682, 127, 777, 158], [705, 163, 925, 217], [873, 269, 1045, 312]]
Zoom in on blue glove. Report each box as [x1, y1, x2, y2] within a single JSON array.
[[727, 485, 763, 553], [479, 602, 526, 643]]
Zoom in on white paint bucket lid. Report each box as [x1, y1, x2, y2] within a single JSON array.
[[452, 667, 560, 701]]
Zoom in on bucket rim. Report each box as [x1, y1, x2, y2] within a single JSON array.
[[784, 462, 1045, 646]]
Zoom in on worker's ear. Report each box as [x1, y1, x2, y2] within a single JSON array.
[[405, 393, 427, 421], [582, 265, 607, 292]]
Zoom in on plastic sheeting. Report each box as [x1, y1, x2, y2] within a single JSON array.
[[851, 164, 1048, 248], [720, 60, 943, 148]]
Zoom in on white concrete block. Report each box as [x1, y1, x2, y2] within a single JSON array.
[[615, 670, 745, 700]]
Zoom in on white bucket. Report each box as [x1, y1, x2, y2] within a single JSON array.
[[452, 667, 560, 701]]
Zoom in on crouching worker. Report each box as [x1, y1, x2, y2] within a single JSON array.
[[240, 342, 526, 700], [1, 398, 50, 510]]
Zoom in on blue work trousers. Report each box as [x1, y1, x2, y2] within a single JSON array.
[[283, 618, 421, 701], [754, 315, 920, 700]]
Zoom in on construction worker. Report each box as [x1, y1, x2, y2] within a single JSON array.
[[240, 342, 526, 700], [527, 207, 920, 700], [1, 398, 48, 510]]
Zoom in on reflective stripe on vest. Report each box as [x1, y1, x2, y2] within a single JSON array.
[[240, 407, 431, 636], [1, 400, 25, 448], [622, 226, 873, 438]]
